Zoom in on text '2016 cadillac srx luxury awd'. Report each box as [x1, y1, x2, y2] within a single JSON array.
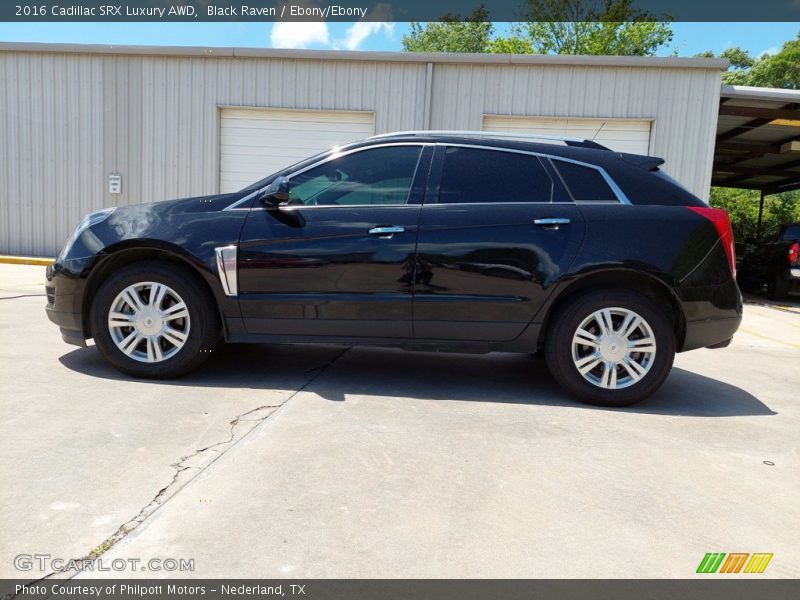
[[46, 132, 742, 406]]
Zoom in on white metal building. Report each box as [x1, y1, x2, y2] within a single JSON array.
[[0, 43, 728, 256]]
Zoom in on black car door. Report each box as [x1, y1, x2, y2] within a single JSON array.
[[238, 144, 431, 339], [413, 144, 586, 342]]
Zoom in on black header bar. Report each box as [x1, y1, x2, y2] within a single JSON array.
[[2, 0, 799, 22]]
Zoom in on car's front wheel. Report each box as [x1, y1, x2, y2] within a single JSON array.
[[90, 261, 220, 378], [544, 289, 676, 407]]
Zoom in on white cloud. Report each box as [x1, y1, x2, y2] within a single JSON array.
[[334, 22, 394, 51], [758, 46, 780, 57], [270, 22, 330, 49]]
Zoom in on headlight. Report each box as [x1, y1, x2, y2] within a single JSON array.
[[57, 208, 116, 262]]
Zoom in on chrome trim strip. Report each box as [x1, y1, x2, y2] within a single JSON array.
[[223, 142, 431, 211], [214, 245, 238, 297], [436, 142, 632, 205], [286, 142, 430, 180], [224, 139, 632, 210], [223, 189, 261, 211]]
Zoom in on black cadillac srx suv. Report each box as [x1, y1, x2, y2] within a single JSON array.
[[45, 132, 742, 406]]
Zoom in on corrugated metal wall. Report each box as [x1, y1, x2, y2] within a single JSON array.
[[0, 47, 722, 256], [429, 63, 722, 199]]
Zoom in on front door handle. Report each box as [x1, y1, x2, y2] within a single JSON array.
[[534, 217, 571, 228], [368, 226, 405, 238]]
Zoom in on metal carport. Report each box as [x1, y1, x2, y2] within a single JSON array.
[[713, 85, 800, 237]]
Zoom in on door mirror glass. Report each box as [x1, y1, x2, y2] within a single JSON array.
[[260, 177, 290, 207]]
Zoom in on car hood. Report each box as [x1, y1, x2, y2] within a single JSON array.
[[111, 191, 250, 218]]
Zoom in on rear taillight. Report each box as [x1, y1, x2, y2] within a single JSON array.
[[789, 242, 799, 265], [687, 206, 736, 278]]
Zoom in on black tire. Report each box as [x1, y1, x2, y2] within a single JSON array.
[[544, 289, 676, 407], [767, 273, 790, 301], [90, 261, 220, 378]]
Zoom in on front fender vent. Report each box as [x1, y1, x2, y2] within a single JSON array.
[[214, 245, 238, 297]]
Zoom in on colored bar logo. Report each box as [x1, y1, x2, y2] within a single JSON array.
[[697, 553, 772, 574]]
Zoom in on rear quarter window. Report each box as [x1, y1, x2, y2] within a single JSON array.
[[553, 160, 617, 202]]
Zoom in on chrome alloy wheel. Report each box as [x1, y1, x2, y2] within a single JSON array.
[[570, 307, 657, 390], [107, 282, 191, 363]]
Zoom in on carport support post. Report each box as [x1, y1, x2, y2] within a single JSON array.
[[756, 190, 766, 241]]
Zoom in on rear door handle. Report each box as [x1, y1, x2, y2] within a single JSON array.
[[534, 218, 571, 228], [368, 226, 405, 237]]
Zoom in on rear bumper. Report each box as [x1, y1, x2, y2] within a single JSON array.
[[683, 316, 742, 352], [676, 276, 743, 352]]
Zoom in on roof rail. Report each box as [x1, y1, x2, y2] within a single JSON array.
[[368, 130, 611, 150]]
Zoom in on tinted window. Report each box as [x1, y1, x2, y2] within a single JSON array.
[[554, 160, 618, 202], [438, 147, 553, 204], [780, 225, 800, 241], [287, 146, 422, 206]]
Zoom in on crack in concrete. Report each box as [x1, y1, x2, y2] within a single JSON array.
[[31, 346, 351, 582]]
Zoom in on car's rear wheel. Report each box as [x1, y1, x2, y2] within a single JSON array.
[[736, 273, 762, 294], [767, 273, 790, 301], [90, 261, 220, 378], [544, 289, 676, 407]]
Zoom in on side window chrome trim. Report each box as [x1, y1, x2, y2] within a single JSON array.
[[224, 142, 432, 211], [437, 142, 632, 206], [550, 156, 632, 205], [222, 189, 261, 211]]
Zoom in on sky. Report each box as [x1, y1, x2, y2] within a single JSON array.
[[0, 22, 797, 57]]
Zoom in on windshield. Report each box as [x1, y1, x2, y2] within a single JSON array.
[[780, 224, 800, 241]]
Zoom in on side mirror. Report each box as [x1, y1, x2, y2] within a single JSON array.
[[259, 177, 289, 207]]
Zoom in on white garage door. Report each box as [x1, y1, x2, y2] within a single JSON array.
[[219, 108, 375, 193], [482, 115, 652, 155]]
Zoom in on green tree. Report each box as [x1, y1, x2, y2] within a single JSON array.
[[698, 32, 799, 89], [710, 187, 800, 242], [748, 33, 800, 89], [514, 0, 672, 56], [402, 7, 494, 53], [402, 0, 672, 56]]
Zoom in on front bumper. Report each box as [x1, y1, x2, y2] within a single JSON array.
[[45, 261, 90, 347]]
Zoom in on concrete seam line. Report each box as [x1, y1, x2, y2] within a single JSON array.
[[739, 327, 800, 350], [0, 255, 55, 266], [36, 346, 351, 582], [0, 294, 47, 300]]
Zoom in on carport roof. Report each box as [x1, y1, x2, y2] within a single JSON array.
[[714, 85, 800, 194]]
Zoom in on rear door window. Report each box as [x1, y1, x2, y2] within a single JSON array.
[[438, 147, 554, 204]]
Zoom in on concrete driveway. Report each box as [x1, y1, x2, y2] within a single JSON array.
[[1, 263, 798, 579]]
